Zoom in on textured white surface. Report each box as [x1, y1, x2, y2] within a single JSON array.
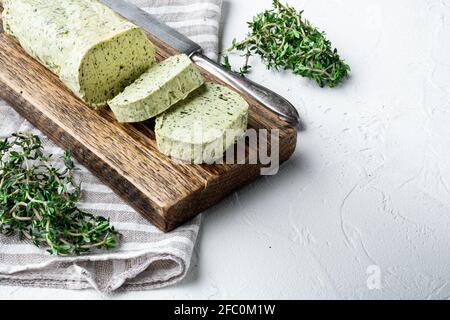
[[1, 0, 450, 299]]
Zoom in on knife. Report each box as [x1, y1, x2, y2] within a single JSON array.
[[98, 0, 300, 128]]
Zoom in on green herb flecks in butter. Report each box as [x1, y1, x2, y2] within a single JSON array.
[[108, 54, 204, 123], [2, 0, 156, 108], [155, 83, 249, 164]]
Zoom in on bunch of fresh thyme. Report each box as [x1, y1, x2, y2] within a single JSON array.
[[222, 0, 350, 87], [0, 132, 118, 256]]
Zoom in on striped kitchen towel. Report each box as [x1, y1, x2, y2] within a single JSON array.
[[0, 0, 222, 293]]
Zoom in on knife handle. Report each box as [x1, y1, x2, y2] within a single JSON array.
[[191, 53, 300, 128]]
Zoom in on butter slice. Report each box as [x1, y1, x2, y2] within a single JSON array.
[[109, 54, 204, 123], [155, 83, 249, 164]]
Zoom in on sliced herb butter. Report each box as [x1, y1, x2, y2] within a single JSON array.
[[155, 83, 249, 164], [2, 0, 156, 107], [108, 54, 204, 123]]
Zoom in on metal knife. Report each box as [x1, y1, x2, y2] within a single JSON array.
[[99, 0, 300, 128]]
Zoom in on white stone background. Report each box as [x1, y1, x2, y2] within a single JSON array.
[[2, 0, 450, 299]]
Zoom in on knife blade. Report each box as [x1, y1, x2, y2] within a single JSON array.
[[98, 0, 300, 128], [99, 0, 201, 56]]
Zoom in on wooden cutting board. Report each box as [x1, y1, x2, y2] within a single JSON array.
[[0, 8, 297, 232]]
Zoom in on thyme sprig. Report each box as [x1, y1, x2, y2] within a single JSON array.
[[0, 132, 118, 256], [222, 0, 350, 87]]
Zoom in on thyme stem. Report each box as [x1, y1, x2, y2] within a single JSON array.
[[222, 0, 350, 87], [0, 132, 119, 256]]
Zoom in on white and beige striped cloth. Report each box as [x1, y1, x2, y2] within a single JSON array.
[[0, 0, 222, 293]]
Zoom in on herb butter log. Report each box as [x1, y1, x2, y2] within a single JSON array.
[[155, 83, 249, 164], [2, 0, 156, 107], [109, 54, 204, 123]]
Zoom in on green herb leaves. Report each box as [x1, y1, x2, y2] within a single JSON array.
[[222, 0, 350, 87], [0, 132, 118, 256]]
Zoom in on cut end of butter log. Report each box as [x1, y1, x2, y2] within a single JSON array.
[[2, 0, 156, 108], [155, 83, 249, 164], [108, 54, 204, 123]]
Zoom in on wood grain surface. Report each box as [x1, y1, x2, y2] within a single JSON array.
[[0, 7, 297, 232]]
